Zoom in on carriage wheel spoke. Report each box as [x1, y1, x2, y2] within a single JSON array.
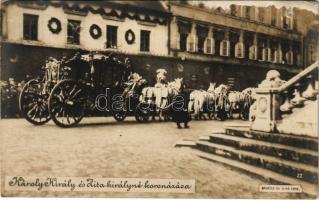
[[25, 102, 37, 110], [70, 88, 82, 99], [66, 111, 71, 124], [31, 106, 40, 119], [27, 104, 38, 116]]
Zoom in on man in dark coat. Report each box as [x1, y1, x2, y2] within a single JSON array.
[[171, 84, 190, 128]]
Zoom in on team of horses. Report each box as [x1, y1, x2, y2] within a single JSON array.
[[188, 84, 256, 121], [132, 74, 256, 121]]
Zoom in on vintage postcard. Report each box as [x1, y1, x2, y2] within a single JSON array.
[[0, 0, 318, 198]]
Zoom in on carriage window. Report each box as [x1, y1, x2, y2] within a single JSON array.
[[140, 30, 150, 52], [67, 20, 81, 45], [106, 25, 118, 48], [23, 14, 38, 40]]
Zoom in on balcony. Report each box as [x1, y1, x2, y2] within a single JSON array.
[[171, 49, 303, 74]]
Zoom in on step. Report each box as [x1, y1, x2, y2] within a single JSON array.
[[208, 133, 318, 166], [196, 141, 318, 184], [225, 128, 318, 151], [194, 150, 318, 197], [174, 140, 196, 148]]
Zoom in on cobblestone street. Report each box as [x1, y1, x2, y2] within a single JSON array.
[[0, 117, 305, 198]]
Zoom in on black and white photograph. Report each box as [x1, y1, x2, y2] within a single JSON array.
[[0, 0, 318, 198]]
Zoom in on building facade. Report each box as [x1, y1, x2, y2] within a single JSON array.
[[168, 2, 313, 89], [1, 0, 171, 85], [1, 0, 318, 90]]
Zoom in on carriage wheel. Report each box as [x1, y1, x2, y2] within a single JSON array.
[[19, 79, 51, 125], [135, 102, 150, 123], [112, 109, 127, 122], [48, 80, 85, 128]]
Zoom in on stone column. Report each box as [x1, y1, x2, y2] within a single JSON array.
[[250, 70, 285, 132], [276, 42, 282, 63], [263, 38, 271, 61], [288, 42, 293, 65], [172, 16, 179, 50], [251, 33, 258, 60]]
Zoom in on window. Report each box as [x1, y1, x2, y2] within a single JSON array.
[[235, 42, 244, 58], [197, 36, 205, 53], [245, 6, 251, 19], [179, 33, 188, 51], [205, 38, 214, 54], [106, 25, 118, 48], [140, 30, 150, 52], [230, 4, 237, 16], [283, 16, 288, 29], [286, 51, 293, 65], [249, 45, 257, 60], [187, 35, 197, 52], [23, 14, 38, 40], [67, 20, 81, 45], [220, 40, 230, 56], [286, 8, 294, 30], [258, 8, 265, 22], [270, 8, 277, 26]]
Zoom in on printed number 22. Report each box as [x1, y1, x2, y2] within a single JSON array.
[[297, 173, 303, 179]]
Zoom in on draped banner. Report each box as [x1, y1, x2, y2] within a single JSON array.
[[177, 19, 192, 34], [196, 24, 209, 38]]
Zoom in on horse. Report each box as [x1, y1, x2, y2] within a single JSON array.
[[188, 82, 216, 120], [139, 86, 157, 120], [188, 90, 205, 120], [227, 87, 256, 120], [204, 83, 216, 119]]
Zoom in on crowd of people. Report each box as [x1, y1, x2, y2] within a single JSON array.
[[0, 76, 31, 118]]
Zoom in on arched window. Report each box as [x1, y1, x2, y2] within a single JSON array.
[[249, 45, 257, 60], [286, 51, 293, 65], [205, 38, 215, 54], [274, 49, 282, 63], [187, 35, 197, 52], [220, 40, 230, 56], [262, 48, 271, 61], [235, 42, 244, 58]]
